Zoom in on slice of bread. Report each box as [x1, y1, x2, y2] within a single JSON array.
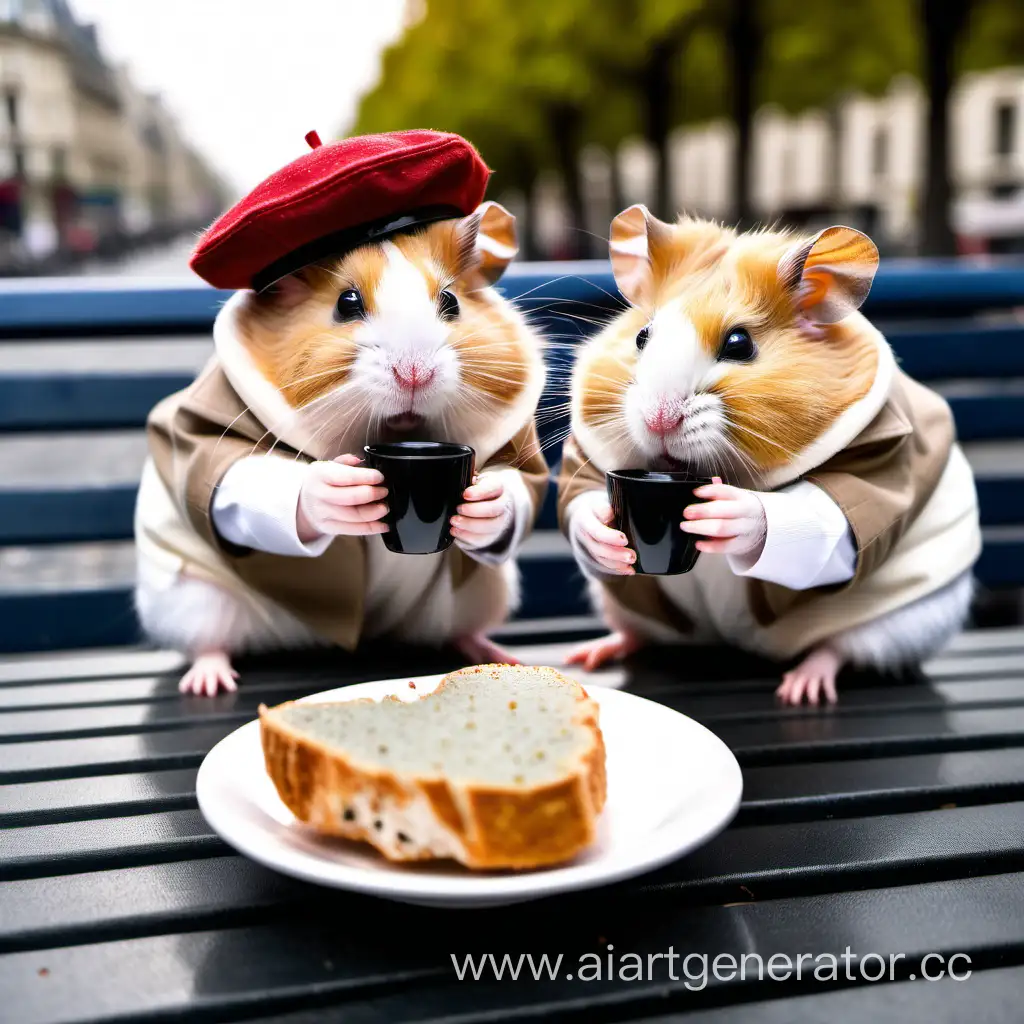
[[259, 664, 606, 870]]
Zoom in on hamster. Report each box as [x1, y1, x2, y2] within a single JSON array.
[[135, 202, 549, 695], [557, 205, 981, 704]]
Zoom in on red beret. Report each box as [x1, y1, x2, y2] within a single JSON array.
[[190, 130, 491, 291]]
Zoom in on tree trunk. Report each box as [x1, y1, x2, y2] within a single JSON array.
[[641, 39, 677, 219], [726, 0, 762, 230], [549, 105, 589, 258], [512, 146, 543, 261], [826, 91, 850, 220], [519, 182, 542, 262], [918, 0, 972, 255], [609, 145, 626, 215]]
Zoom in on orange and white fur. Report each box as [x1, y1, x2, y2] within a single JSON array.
[[135, 203, 545, 695], [563, 206, 976, 704]]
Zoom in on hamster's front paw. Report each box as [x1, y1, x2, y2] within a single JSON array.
[[776, 645, 842, 705], [179, 651, 238, 697], [296, 454, 390, 540], [680, 478, 767, 560], [569, 492, 636, 576], [450, 473, 512, 550]]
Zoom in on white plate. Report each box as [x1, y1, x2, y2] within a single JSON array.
[[197, 674, 742, 908]]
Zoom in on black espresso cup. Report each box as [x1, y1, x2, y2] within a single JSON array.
[[362, 442, 475, 555], [607, 468, 715, 575]]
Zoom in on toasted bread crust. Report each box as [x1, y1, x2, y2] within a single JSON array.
[[259, 665, 606, 870]]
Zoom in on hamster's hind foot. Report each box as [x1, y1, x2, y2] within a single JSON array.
[[455, 633, 522, 667], [179, 651, 239, 697], [776, 645, 843, 706], [564, 629, 645, 672]]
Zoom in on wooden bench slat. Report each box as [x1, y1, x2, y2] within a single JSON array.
[[708, 705, 1024, 766], [658, 965, 1024, 1024], [0, 721, 236, 783], [0, 808, 225, 881], [0, 374, 191, 432], [5, 672, 1024, 745], [0, 589, 140, 654], [6, 803, 1024, 927], [0, 556, 595, 653], [4, 697, 1024, 784], [5, 776, 1024, 888], [0, 260, 1014, 336], [0, 281, 229, 336], [945, 390, 1024, 441], [884, 321, 1024, 379], [0, 648, 184, 685], [10, 320, 1018, 441], [6, 742, 1023, 835], [0, 487, 137, 545], [1, 871, 1021, 1019], [12, 465, 1024, 547], [739, 746, 1024, 824], [0, 768, 198, 828], [976, 535, 1024, 586], [0, 463, 1020, 548], [5, 532, 1024, 654]]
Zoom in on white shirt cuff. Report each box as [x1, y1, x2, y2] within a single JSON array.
[[211, 455, 332, 558], [727, 480, 857, 589], [457, 468, 534, 566], [566, 489, 616, 579]]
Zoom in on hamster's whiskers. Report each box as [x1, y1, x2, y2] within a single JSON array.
[[723, 418, 798, 457], [289, 387, 378, 460], [503, 274, 620, 308], [276, 366, 354, 393]]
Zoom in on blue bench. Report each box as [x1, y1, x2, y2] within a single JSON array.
[[1, 260, 1023, 653]]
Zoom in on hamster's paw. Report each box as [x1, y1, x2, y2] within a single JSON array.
[[179, 651, 239, 697], [455, 633, 522, 667], [565, 629, 644, 672], [776, 646, 842, 706]]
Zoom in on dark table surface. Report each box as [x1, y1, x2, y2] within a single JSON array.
[[3, 622, 1024, 1024]]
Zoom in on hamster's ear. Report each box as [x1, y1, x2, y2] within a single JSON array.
[[255, 272, 312, 311], [778, 226, 878, 325], [456, 201, 518, 285], [609, 204, 672, 307]]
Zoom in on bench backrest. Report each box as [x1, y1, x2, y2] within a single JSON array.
[[2, 260, 1023, 652]]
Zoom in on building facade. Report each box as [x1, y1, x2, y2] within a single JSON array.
[[512, 66, 1024, 258], [0, 0, 225, 271], [630, 69, 1024, 254]]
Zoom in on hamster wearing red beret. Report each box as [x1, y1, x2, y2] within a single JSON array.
[[557, 205, 980, 705], [134, 132, 548, 695]]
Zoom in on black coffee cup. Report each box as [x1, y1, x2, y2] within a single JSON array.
[[362, 442, 475, 555], [607, 468, 715, 575]]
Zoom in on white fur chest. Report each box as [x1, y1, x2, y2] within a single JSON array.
[[362, 539, 448, 641], [654, 555, 760, 648]]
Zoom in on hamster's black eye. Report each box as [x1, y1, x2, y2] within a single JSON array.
[[335, 288, 365, 323], [635, 325, 651, 351], [719, 327, 756, 362], [438, 289, 460, 321]]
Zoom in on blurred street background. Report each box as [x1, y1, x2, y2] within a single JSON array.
[[1, 1, 1024, 278]]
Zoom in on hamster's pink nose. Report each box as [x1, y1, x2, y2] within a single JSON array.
[[644, 406, 684, 437], [392, 364, 437, 392]]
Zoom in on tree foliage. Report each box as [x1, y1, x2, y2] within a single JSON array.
[[353, 0, 1024, 255]]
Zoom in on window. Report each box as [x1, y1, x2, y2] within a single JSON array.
[[872, 128, 888, 177], [4, 90, 18, 131], [989, 183, 1019, 201], [994, 101, 1016, 157], [0, 1, 25, 23]]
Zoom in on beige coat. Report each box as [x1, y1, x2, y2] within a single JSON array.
[[558, 337, 981, 659], [136, 353, 549, 652]]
